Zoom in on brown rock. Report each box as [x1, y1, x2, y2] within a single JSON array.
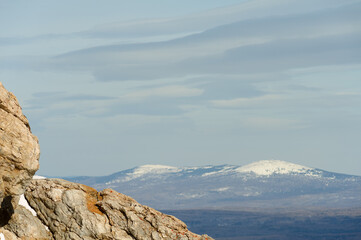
[[26, 178, 214, 240], [0, 228, 19, 240], [0, 82, 40, 220]]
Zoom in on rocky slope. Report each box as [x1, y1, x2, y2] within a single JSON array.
[[0, 82, 213, 240], [26, 178, 212, 240]]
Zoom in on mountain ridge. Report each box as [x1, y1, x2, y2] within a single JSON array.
[[67, 159, 360, 180], [64, 160, 361, 210]]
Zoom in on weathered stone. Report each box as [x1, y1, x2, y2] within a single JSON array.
[[0, 228, 19, 240], [0, 82, 40, 208], [4, 205, 52, 240], [26, 178, 214, 240]]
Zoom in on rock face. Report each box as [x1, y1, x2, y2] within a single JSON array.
[[0, 82, 47, 239], [2, 204, 52, 240], [0, 82, 40, 222], [0, 82, 214, 239], [25, 178, 212, 240]]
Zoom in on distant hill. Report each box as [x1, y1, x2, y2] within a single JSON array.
[[64, 160, 361, 210]]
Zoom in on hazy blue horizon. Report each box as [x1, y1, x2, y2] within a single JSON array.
[[1, 0, 361, 176]]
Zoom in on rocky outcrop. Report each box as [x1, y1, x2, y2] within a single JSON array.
[[25, 178, 213, 240], [0, 81, 214, 239], [0, 82, 46, 239], [0, 82, 40, 223], [2, 204, 52, 240]]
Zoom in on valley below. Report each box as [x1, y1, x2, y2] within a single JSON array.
[[164, 208, 361, 240]]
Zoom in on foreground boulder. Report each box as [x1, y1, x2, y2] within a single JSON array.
[[0, 82, 40, 222], [1, 204, 52, 239], [26, 178, 213, 240]]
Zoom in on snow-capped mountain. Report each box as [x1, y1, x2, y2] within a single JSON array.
[[235, 160, 316, 175], [64, 160, 361, 210]]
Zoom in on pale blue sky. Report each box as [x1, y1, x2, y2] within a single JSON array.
[[1, 0, 361, 176]]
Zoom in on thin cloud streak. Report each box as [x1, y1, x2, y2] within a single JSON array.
[[123, 85, 204, 100], [211, 95, 285, 108], [44, 2, 361, 82], [81, 0, 359, 39], [3, 0, 355, 46]]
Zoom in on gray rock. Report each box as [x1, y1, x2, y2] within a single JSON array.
[[26, 178, 214, 240], [4, 205, 52, 240]]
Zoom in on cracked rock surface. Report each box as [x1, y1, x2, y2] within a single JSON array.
[[0, 82, 49, 239], [0, 82, 40, 232], [26, 178, 213, 240], [0, 82, 40, 204], [2, 205, 52, 240]]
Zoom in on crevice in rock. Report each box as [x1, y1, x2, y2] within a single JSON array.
[[0, 196, 14, 227], [24, 192, 53, 236], [0, 102, 30, 130], [97, 202, 137, 240]]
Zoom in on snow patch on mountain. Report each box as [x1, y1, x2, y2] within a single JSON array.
[[131, 165, 180, 176], [178, 192, 205, 199], [242, 192, 261, 197], [107, 165, 181, 184], [212, 187, 230, 192], [236, 160, 313, 176], [202, 166, 235, 177]]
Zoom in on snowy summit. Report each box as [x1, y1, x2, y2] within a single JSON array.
[[131, 165, 180, 175], [121, 165, 181, 181], [236, 160, 313, 176]]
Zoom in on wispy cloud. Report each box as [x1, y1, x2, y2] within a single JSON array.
[[80, 0, 359, 39], [24, 91, 117, 124], [240, 117, 306, 130], [2, 0, 357, 47], [123, 85, 204, 100], [42, 2, 361, 82], [210, 95, 284, 108]]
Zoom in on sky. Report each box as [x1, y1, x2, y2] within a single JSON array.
[[1, 0, 361, 176]]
